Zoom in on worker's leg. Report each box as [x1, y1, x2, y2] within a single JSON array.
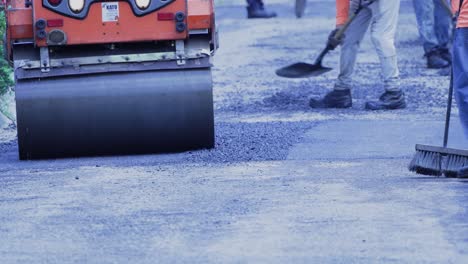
[[412, 0, 450, 68], [309, 6, 372, 109], [453, 28, 468, 138], [334, 7, 373, 91], [433, 0, 452, 61], [246, 0, 277, 19], [369, 0, 400, 91], [412, 0, 439, 52], [365, 0, 406, 110], [453, 28, 468, 178], [434, 0, 451, 48]]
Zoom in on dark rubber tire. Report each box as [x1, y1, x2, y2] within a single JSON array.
[[16, 68, 214, 160]]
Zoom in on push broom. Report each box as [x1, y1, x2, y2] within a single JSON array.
[[409, 72, 468, 177], [409, 0, 468, 177]]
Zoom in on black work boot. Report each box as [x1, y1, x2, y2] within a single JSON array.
[[426, 48, 450, 69], [438, 46, 452, 64], [309, 89, 352, 109], [247, 0, 277, 19], [365, 90, 406, 110]]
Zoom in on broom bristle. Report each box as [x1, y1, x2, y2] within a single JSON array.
[[443, 154, 468, 177], [409, 150, 442, 176]]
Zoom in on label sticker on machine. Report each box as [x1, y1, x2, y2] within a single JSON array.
[[102, 2, 119, 22]]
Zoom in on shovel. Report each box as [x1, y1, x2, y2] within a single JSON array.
[[276, 0, 375, 78]]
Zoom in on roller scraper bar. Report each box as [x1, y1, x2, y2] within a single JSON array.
[[15, 68, 214, 160]]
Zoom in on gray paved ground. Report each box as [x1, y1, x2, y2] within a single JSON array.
[[1, 0, 468, 263]]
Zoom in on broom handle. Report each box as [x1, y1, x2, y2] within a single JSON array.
[[444, 70, 454, 148], [443, 0, 463, 147]]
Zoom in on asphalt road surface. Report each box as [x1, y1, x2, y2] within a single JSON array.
[[1, 0, 468, 263]]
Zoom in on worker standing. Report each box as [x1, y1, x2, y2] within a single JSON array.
[[246, 0, 277, 19], [413, 0, 452, 69], [309, 0, 406, 110], [452, 0, 468, 176]]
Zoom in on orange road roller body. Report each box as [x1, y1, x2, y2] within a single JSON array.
[[3, 0, 218, 159]]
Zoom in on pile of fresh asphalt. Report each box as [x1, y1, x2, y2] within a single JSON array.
[[186, 121, 315, 163], [0, 119, 314, 170]]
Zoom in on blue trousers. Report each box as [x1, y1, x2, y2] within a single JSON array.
[[413, 0, 451, 53], [453, 28, 468, 138]]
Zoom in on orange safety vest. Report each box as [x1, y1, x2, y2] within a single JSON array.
[[453, 0, 468, 28], [337, 1, 468, 28], [336, 0, 350, 26]]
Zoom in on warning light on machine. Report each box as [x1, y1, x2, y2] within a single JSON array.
[[47, 19, 64, 27], [158, 13, 175, 21]]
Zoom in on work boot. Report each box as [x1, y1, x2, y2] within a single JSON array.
[[458, 166, 468, 178], [247, 0, 277, 19], [425, 48, 450, 69], [309, 89, 352, 109], [438, 47, 452, 64], [365, 90, 406, 110]]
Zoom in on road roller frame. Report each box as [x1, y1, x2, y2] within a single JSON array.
[[4, 0, 218, 159]]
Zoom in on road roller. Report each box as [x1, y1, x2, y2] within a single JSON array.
[[3, 0, 217, 159]]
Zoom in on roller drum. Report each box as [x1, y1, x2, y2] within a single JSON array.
[[15, 68, 214, 160]]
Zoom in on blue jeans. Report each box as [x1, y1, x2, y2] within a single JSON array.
[[412, 0, 451, 53], [453, 28, 468, 138]]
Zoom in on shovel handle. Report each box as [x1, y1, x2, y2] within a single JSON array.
[[333, 0, 377, 40], [315, 0, 376, 66], [314, 13, 358, 65], [333, 13, 356, 40], [314, 46, 332, 65]]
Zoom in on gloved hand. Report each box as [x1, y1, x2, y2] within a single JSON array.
[[327, 26, 344, 50], [350, 0, 375, 14]]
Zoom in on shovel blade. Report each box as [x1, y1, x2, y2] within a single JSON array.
[[275, 62, 332, 78]]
